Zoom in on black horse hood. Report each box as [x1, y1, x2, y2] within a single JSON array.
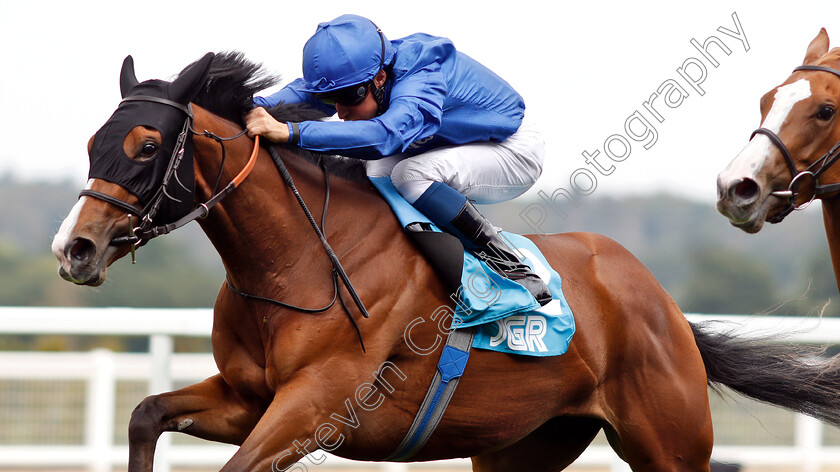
[[87, 53, 213, 225]]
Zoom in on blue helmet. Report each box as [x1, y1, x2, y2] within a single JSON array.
[[301, 14, 395, 93]]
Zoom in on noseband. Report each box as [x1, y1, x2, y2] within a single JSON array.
[[752, 65, 840, 223]]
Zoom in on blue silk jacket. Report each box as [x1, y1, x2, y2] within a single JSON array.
[[253, 33, 525, 159]]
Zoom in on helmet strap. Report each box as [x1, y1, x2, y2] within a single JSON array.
[[373, 68, 391, 116]]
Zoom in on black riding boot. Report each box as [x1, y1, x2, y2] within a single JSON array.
[[445, 201, 552, 306]]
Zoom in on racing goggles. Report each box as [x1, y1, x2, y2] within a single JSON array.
[[315, 81, 371, 107]]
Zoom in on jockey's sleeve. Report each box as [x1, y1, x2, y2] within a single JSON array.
[[295, 62, 447, 159]]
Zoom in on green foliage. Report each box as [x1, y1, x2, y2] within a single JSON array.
[[0, 234, 222, 308], [680, 248, 778, 314], [0, 177, 224, 308], [83, 239, 223, 308], [783, 251, 840, 317], [2, 178, 838, 318], [0, 178, 224, 351], [481, 193, 836, 315]]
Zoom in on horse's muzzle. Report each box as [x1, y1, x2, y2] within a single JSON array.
[[716, 176, 777, 233], [55, 237, 108, 286]]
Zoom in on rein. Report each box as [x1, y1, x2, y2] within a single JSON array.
[[753, 65, 840, 223], [266, 146, 371, 320], [223, 155, 367, 349], [224, 146, 370, 349]]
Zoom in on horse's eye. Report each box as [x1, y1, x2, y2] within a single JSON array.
[[816, 105, 836, 121], [140, 142, 158, 158]]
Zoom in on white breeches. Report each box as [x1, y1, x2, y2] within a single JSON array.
[[365, 116, 545, 204]]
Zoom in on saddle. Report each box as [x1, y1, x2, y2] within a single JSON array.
[[369, 177, 575, 355]]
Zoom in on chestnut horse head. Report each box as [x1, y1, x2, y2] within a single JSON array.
[[717, 28, 840, 233]]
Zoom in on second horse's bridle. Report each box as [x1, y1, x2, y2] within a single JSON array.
[[751, 65, 840, 223]]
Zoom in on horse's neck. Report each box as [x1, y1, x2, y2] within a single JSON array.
[[821, 198, 840, 292], [190, 108, 395, 294]]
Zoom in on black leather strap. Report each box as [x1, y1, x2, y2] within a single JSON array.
[[79, 189, 144, 215], [795, 65, 840, 79], [121, 96, 193, 117], [288, 122, 300, 145], [752, 127, 798, 179], [816, 182, 840, 196], [267, 146, 370, 320], [109, 180, 238, 246]]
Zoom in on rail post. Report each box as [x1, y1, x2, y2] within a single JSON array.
[[86, 349, 116, 472], [150, 334, 174, 472]]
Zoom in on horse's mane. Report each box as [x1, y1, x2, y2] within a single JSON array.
[[186, 51, 369, 184]]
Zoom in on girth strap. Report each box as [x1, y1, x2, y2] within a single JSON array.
[[386, 326, 475, 461]]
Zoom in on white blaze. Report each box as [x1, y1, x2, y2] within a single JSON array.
[[720, 79, 812, 182], [51, 179, 94, 258]]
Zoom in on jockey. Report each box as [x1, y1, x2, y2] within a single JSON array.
[[246, 14, 551, 306]]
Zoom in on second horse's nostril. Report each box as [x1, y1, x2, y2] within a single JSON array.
[[732, 179, 760, 201], [66, 238, 96, 264]]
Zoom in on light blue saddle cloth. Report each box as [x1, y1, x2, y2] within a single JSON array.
[[370, 177, 575, 357]]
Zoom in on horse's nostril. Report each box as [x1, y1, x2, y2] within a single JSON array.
[[66, 238, 96, 264], [732, 179, 760, 201]]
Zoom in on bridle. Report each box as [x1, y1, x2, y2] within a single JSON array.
[[80, 95, 256, 260], [79, 95, 371, 348], [752, 65, 840, 223]]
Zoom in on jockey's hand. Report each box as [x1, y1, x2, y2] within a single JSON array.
[[245, 107, 290, 143]]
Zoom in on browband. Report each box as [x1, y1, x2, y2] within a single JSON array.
[[794, 65, 840, 79], [121, 96, 193, 117]]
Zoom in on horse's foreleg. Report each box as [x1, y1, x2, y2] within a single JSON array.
[[220, 376, 340, 472], [128, 373, 266, 472]]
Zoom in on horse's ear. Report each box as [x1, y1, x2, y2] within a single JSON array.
[[803, 28, 830, 65], [169, 52, 215, 105], [120, 55, 139, 98]]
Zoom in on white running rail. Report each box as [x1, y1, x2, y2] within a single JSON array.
[[2, 307, 840, 472]]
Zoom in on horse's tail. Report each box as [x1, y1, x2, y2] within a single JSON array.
[[689, 320, 840, 428]]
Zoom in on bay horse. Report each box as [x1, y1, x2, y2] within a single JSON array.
[[53, 51, 840, 472], [717, 28, 840, 292]]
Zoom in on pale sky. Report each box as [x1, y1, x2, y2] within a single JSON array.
[[2, 1, 838, 202]]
